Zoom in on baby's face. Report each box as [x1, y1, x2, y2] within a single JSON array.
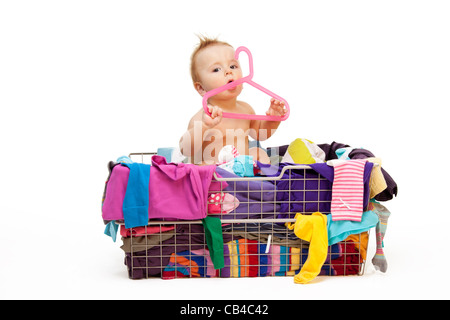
[[194, 44, 243, 98]]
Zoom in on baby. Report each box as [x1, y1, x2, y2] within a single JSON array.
[[179, 36, 287, 165]]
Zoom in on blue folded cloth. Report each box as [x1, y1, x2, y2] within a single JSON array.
[[121, 162, 151, 228]]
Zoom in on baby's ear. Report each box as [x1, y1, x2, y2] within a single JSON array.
[[194, 82, 206, 96]]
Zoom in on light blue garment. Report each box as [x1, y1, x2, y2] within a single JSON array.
[[327, 210, 379, 245], [104, 220, 119, 242], [335, 147, 355, 160], [117, 155, 133, 164], [157, 147, 175, 163], [121, 162, 151, 228], [232, 155, 254, 177]]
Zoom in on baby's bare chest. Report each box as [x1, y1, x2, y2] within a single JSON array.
[[215, 118, 251, 137]]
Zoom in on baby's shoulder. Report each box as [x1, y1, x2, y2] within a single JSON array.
[[187, 108, 203, 126]]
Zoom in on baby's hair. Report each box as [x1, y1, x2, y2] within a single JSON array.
[[190, 34, 233, 84]]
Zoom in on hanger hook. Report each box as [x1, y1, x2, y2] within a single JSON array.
[[234, 46, 254, 79]]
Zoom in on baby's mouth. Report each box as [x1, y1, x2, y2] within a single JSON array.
[[226, 79, 238, 91]]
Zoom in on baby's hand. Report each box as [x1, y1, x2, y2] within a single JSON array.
[[266, 98, 287, 117], [203, 104, 223, 128]]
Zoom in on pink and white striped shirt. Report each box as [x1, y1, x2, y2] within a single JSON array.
[[330, 159, 367, 221]]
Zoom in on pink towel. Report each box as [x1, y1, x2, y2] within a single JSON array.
[[330, 160, 367, 222]]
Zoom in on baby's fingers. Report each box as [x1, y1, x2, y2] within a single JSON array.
[[270, 98, 285, 107], [211, 106, 222, 119], [207, 105, 219, 118], [267, 100, 287, 116], [270, 98, 278, 107]]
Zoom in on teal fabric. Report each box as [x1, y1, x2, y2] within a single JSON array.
[[233, 155, 254, 177], [104, 220, 119, 242], [327, 210, 379, 245]]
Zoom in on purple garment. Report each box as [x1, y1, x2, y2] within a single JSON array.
[[258, 162, 373, 219], [214, 167, 280, 220]]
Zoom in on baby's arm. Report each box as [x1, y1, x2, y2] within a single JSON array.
[[249, 98, 287, 141], [179, 105, 223, 157]]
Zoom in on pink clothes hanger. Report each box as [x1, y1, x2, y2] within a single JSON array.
[[202, 46, 290, 121]]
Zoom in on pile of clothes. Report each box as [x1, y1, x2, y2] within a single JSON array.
[[101, 139, 397, 284]]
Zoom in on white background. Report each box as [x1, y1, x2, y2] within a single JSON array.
[[1, 0, 449, 300]]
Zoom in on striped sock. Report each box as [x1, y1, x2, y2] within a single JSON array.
[[371, 201, 391, 273]]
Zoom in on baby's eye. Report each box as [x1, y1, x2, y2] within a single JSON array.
[[230, 64, 238, 69], [213, 67, 221, 72]]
